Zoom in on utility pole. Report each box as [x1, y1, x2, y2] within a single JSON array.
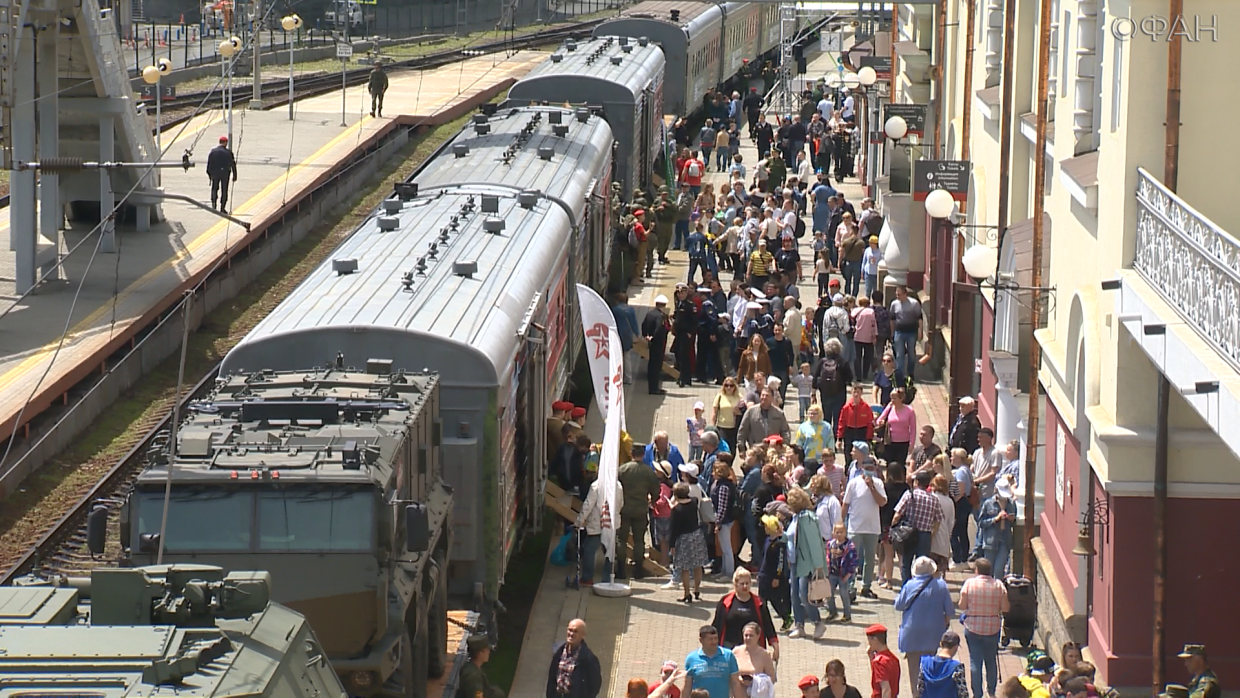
[[249, 0, 263, 109]]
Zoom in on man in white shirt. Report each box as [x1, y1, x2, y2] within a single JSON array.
[[841, 93, 856, 122], [842, 452, 887, 599], [783, 296, 803, 358], [818, 95, 834, 120], [969, 427, 1003, 560]]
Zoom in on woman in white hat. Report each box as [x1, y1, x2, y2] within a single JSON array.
[[669, 480, 710, 603], [976, 478, 1017, 577]]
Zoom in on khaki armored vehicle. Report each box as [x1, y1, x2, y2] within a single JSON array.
[[0, 564, 348, 698], [101, 366, 452, 698]]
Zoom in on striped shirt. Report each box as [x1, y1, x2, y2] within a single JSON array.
[[749, 250, 774, 276]]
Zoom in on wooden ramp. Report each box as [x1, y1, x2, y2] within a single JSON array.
[[544, 482, 668, 576], [633, 337, 680, 381]]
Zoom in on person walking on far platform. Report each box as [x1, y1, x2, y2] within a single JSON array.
[[368, 61, 389, 117], [207, 135, 237, 211], [458, 635, 505, 698]]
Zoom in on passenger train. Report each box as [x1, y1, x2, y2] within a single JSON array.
[[217, 2, 829, 637]]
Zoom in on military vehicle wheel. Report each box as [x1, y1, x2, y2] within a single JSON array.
[[402, 597, 430, 698], [427, 560, 449, 678]]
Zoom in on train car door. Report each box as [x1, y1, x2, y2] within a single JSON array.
[[516, 296, 549, 536]]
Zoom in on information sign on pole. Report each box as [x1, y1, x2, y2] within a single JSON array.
[[336, 42, 353, 59], [883, 103, 929, 136], [913, 160, 971, 202]]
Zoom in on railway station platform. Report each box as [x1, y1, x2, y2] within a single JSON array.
[[0, 49, 548, 497], [507, 50, 1024, 698]]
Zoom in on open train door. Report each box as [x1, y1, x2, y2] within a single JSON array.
[[516, 296, 549, 535]]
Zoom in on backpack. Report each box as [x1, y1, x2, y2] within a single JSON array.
[[794, 216, 806, 239], [817, 356, 845, 395], [687, 161, 701, 178], [825, 311, 847, 340], [628, 226, 639, 247]]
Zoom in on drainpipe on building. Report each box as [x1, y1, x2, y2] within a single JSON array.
[[960, 0, 975, 163], [994, 0, 1016, 257], [1024, 0, 1053, 582], [933, 0, 946, 160], [1153, 0, 1182, 690]]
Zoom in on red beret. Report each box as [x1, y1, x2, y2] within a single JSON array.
[[865, 623, 888, 636], [552, 401, 573, 412], [571, 407, 587, 418], [798, 676, 819, 689]]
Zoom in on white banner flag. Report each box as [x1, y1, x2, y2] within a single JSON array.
[[598, 329, 624, 571], [575, 284, 626, 428]]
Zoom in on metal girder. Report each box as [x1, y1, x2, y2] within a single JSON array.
[[778, 3, 796, 115]]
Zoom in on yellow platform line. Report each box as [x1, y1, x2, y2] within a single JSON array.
[[0, 114, 372, 395]]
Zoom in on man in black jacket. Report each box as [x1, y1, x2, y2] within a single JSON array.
[[948, 396, 982, 454], [743, 87, 763, 138], [546, 619, 602, 698], [206, 135, 237, 211], [642, 295, 671, 395], [672, 286, 697, 388]]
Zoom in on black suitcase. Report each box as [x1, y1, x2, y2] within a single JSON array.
[[1002, 574, 1036, 648]]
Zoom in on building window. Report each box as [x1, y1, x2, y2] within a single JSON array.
[[1060, 11, 1071, 98], [1110, 38, 1123, 131]]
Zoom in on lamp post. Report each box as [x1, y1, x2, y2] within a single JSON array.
[[281, 14, 302, 121], [924, 187, 956, 221], [850, 66, 877, 193], [218, 35, 241, 144], [142, 57, 174, 157]]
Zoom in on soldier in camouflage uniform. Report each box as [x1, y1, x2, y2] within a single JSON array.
[[654, 186, 677, 264], [1179, 644, 1221, 698], [457, 636, 504, 698]]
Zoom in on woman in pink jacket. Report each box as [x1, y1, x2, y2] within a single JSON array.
[[851, 296, 878, 378]]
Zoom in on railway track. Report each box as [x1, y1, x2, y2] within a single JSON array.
[[156, 21, 603, 114], [0, 369, 219, 584], [0, 77, 477, 584]]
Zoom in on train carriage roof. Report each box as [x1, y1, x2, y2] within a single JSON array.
[[221, 108, 613, 381], [511, 37, 666, 103]]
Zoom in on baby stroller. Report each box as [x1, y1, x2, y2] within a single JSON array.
[[1001, 574, 1036, 648]]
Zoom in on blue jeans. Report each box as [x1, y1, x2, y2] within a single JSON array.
[[743, 510, 759, 557], [827, 574, 852, 616], [717, 149, 730, 171], [798, 396, 811, 421], [849, 532, 879, 593], [893, 329, 918, 378], [864, 272, 878, 298], [901, 531, 934, 585], [842, 259, 862, 296], [674, 220, 690, 250], [965, 630, 1001, 698], [984, 539, 1011, 578], [702, 147, 714, 168], [790, 574, 821, 626], [718, 521, 735, 575], [579, 533, 612, 584]]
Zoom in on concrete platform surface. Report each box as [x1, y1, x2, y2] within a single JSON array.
[[507, 51, 1024, 698], [0, 50, 547, 463]]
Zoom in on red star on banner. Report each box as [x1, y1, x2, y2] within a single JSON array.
[[585, 323, 610, 360]]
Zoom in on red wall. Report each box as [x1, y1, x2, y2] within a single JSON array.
[[1039, 402, 1083, 598], [1090, 494, 1240, 687]]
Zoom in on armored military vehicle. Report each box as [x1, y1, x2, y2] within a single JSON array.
[[99, 366, 453, 698], [0, 564, 348, 698]]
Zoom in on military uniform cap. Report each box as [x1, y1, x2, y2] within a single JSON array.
[[1160, 685, 1189, 698], [1178, 644, 1207, 658], [466, 635, 491, 655]]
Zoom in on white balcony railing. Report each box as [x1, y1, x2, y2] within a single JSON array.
[[1133, 167, 1240, 370]]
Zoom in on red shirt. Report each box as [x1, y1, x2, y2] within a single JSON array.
[[836, 399, 875, 440], [680, 158, 705, 186], [649, 684, 680, 698], [870, 649, 900, 698]]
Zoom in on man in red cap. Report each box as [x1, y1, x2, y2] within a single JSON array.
[[206, 135, 237, 211], [568, 406, 588, 436], [547, 401, 574, 459], [798, 675, 821, 698], [631, 210, 649, 285], [867, 624, 900, 698]]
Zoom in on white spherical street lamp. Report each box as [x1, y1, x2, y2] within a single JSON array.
[[218, 35, 240, 57], [281, 15, 303, 120], [925, 188, 956, 219], [858, 65, 877, 86], [141, 64, 161, 84], [962, 244, 1000, 283], [842, 72, 860, 89], [884, 115, 908, 141]]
